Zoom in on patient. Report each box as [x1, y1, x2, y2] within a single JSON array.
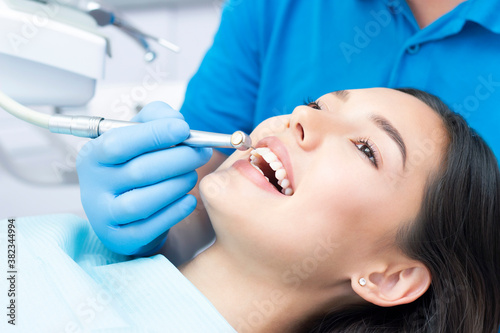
[[6, 88, 499, 333], [181, 88, 500, 332]]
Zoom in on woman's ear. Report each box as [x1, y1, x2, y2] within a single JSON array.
[[352, 262, 431, 307]]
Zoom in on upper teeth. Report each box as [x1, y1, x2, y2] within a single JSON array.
[[250, 147, 294, 196]]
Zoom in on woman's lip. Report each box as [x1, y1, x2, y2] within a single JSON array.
[[254, 136, 295, 191], [232, 159, 284, 195]]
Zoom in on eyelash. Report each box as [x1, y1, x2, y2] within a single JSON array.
[[353, 138, 379, 168], [303, 98, 322, 110]]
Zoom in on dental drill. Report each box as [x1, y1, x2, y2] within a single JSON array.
[[0, 90, 253, 151], [49, 115, 253, 150]]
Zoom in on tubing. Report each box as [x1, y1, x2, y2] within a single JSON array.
[[0, 90, 50, 129]]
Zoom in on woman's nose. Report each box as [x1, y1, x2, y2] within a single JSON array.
[[289, 105, 323, 151]]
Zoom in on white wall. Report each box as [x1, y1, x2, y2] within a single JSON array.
[[0, 2, 222, 218]]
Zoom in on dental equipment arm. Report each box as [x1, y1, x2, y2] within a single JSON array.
[[88, 8, 180, 62], [0, 90, 253, 151], [88, 8, 180, 53]]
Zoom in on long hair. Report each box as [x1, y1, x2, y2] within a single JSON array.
[[303, 88, 500, 332]]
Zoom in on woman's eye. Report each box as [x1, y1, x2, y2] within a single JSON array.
[[307, 102, 322, 110], [303, 99, 322, 110], [355, 140, 379, 168]]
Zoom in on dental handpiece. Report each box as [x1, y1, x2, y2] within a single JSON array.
[[48, 115, 253, 151], [0, 89, 252, 150]]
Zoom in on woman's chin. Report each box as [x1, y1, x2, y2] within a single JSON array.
[[199, 171, 237, 221]]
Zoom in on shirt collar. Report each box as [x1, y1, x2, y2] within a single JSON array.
[[378, 0, 500, 34], [461, 0, 500, 34]]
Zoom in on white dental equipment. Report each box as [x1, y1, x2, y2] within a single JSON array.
[[0, 0, 180, 106], [0, 0, 108, 106]]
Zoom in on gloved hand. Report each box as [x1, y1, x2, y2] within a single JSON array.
[[76, 102, 212, 255]]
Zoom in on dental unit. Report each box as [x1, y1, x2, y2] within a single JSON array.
[[0, 0, 253, 151]]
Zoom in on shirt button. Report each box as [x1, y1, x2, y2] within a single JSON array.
[[407, 44, 420, 54], [387, 0, 402, 14]]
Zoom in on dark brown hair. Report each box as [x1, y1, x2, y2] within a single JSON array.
[[303, 88, 500, 332]]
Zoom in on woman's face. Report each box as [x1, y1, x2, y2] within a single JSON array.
[[200, 88, 447, 284]]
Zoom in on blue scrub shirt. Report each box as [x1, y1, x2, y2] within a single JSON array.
[[181, 0, 500, 158]]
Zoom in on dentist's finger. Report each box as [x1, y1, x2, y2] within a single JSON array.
[[109, 194, 198, 255], [131, 101, 185, 123], [90, 117, 190, 165], [108, 171, 199, 225], [107, 146, 211, 192]]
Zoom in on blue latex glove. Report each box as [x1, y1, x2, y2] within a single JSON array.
[[76, 102, 212, 255]]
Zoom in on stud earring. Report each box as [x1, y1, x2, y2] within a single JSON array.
[[358, 278, 367, 286]]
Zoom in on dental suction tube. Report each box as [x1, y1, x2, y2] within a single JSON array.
[[0, 90, 253, 151]]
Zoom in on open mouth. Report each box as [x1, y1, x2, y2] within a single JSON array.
[[250, 147, 294, 196]]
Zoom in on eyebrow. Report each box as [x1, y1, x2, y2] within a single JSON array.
[[370, 114, 407, 169], [331, 90, 350, 101], [329, 90, 407, 169]]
